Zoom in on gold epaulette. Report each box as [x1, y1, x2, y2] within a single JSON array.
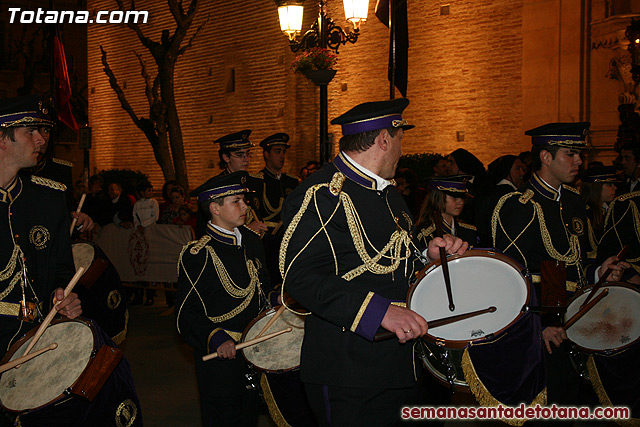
[[562, 184, 580, 194], [417, 224, 436, 240], [616, 190, 640, 202], [329, 172, 345, 196], [519, 189, 534, 204], [250, 173, 263, 180], [189, 235, 211, 254], [30, 175, 67, 192], [458, 221, 477, 231], [52, 157, 73, 167]]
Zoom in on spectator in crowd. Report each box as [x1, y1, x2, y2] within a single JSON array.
[[173, 205, 197, 232], [133, 182, 159, 228], [159, 185, 188, 225], [85, 174, 111, 226], [430, 154, 449, 177], [107, 181, 134, 229], [617, 142, 640, 194]]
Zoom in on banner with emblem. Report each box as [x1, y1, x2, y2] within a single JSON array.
[[95, 224, 193, 282]]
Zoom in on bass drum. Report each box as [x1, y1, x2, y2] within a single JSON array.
[[0, 318, 141, 426], [72, 240, 128, 344], [408, 249, 530, 390]]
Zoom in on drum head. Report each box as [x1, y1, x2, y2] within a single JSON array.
[[242, 308, 305, 372], [0, 321, 94, 411], [72, 242, 95, 273], [565, 284, 640, 352], [409, 250, 529, 347]]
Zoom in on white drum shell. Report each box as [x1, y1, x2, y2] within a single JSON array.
[[0, 321, 94, 411], [242, 309, 305, 372], [565, 284, 640, 352], [409, 251, 529, 345]]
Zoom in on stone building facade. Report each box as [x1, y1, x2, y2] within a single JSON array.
[[2, 1, 638, 189]]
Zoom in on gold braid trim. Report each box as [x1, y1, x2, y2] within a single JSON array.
[[350, 291, 374, 332], [111, 309, 129, 345], [462, 348, 547, 426], [492, 192, 534, 268], [416, 224, 436, 242], [562, 184, 580, 194], [533, 200, 581, 266], [30, 175, 66, 192], [189, 236, 211, 255], [329, 172, 345, 195], [587, 354, 639, 427], [0, 245, 23, 301], [587, 218, 598, 260], [260, 374, 291, 427], [458, 221, 477, 231], [340, 191, 412, 281], [519, 189, 534, 204]]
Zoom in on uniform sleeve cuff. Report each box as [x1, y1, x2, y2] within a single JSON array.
[[207, 328, 240, 353], [350, 292, 391, 341]]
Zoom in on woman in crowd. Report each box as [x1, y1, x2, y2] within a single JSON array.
[[579, 166, 618, 259], [414, 176, 478, 254]]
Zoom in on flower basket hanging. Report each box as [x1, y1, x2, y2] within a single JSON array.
[[291, 47, 338, 86]]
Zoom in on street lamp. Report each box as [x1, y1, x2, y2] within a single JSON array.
[[626, 19, 640, 84], [276, 0, 369, 163]]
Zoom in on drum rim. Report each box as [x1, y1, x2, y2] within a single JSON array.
[[564, 282, 640, 354], [407, 249, 531, 349], [240, 307, 303, 374], [0, 317, 98, 413]]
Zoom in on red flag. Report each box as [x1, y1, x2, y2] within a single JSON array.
[[53, 35, 79, 131]]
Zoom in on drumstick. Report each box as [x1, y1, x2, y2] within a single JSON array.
[[0, 343, 57, 374], [564, 288, 609, 330], [373, 306, 497, 342], [433, 211, 455, 311], [20, 267, 84, 358], [580, 245, 628, 308], [202, 327, 292, 362], [69, 193, 87, 236], [255, 305, 286, 339]]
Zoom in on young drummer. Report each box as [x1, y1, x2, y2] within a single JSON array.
[[176, 171, 272, 426]]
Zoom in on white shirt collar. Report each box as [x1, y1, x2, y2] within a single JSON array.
[[342, 152, 393, 191], [210, 222, 242, 246], [538, 175, 562, 201], [497, 178, 517, 190]]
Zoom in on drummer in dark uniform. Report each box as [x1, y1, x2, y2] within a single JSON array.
[[18, 112, 94, 233], [414, 176, 478, 254], [492, 122, 628, 405], [195, 130, 266, 238], [0, 94, 82, 357], [176, 171, 272, 426], [256, 132, 298, 283], [280, 98, 467, 426]]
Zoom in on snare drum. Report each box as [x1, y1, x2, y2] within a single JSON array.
[[408, 249, 530, 389], [0, 318, 141, 426], [241, 307, 305, 373], [565, 283, 640, 353], [72, 240, 128, 344]]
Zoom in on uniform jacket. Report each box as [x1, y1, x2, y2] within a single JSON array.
[[256, 167, 298, 227], [281, 152, 421, 389], [176, 223, 271, 397], [598, 191, 640, 274], [0, 176, 74, 356]]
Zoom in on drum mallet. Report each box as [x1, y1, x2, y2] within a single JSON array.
[[581, 245, 628, 308], [20, 267, 85, 359], [0, 343, 58, 374], [564, 288, 609, 330], [255, 305, 287, 338], [374, 306, 497, 342], [202, 327, 292, 361], [69, 193, 87, 236]]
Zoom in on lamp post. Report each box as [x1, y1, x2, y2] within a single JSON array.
[[626, 18, 640, 84], [276, 0, 369, 163]]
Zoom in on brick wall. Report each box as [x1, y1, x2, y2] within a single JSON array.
[[86, 0, 611, 191]]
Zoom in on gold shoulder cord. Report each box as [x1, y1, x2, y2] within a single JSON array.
[[0, 246, 22, 301], [586, 218, 598, 260], [261, 181, 283, 222], [600, 199, 640, 263], [176, 243, 260, 333], [278, 172, 413, 313], [492, 192, 533, 268]]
